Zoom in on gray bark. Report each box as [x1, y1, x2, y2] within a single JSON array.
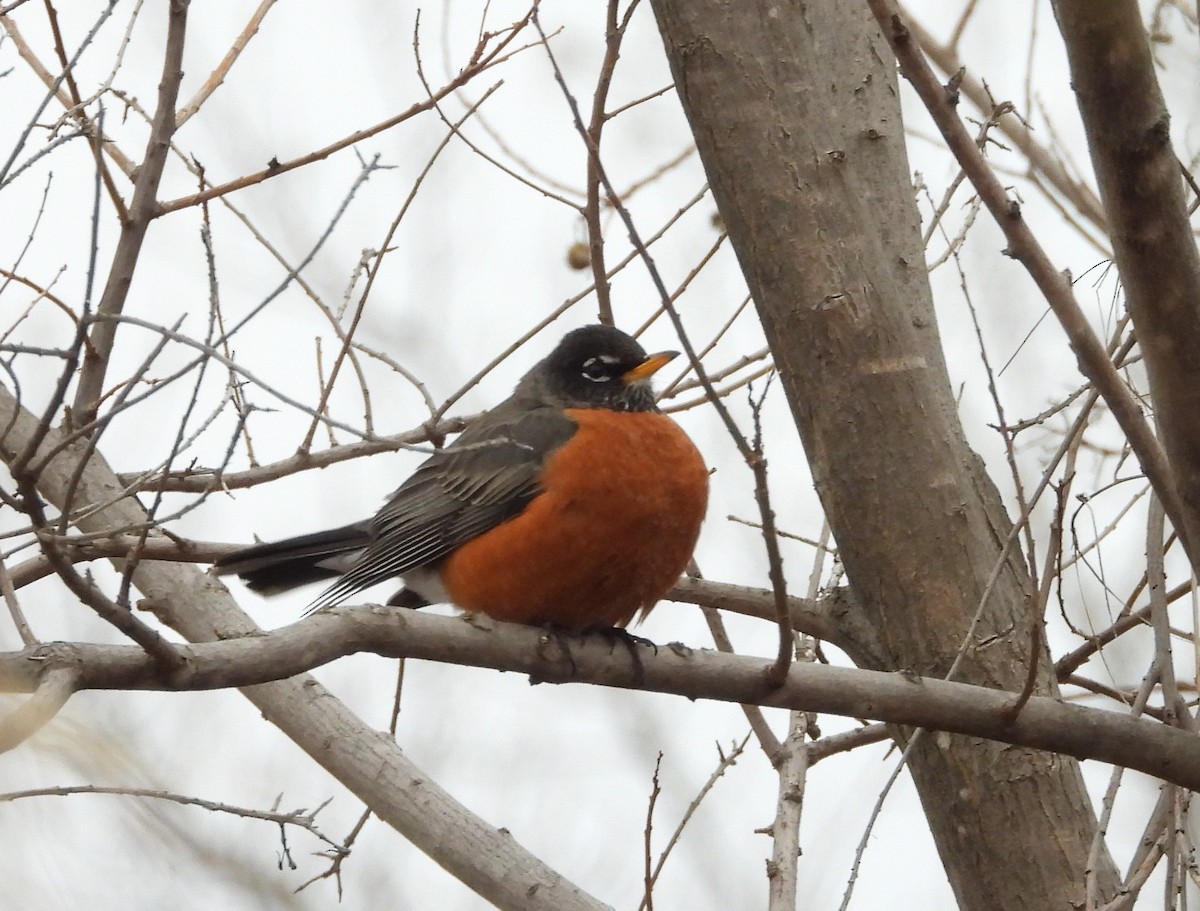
[[649, 2, 1119, 907], [1052, 0, 1200, 568]]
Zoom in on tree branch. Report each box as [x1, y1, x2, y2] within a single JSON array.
[[899, 5, 1108, 234], [866, 0, 1189, 560], [1051, 0, 1200, 568], [156, 11, 534, 215], [71, 0, 189, 425], [0, 375, 609, 911], [0, 784, 343, 854], [0, 666, 78, 752], [3, 608, 1199, 792]]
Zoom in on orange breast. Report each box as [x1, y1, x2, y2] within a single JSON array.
[[439, 409, 708, 629]]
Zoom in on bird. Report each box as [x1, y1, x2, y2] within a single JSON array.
[[214, 324, 709, 631]]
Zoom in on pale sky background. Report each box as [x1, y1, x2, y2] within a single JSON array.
[[2, 1, 1197, 908]]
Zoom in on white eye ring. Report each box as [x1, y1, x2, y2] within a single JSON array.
[[581, 354, 618, 382]]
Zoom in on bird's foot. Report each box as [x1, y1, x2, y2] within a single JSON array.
[[532, 623, 578, 683], [582, 625, 657, 686], [529, 624, 656, 686]]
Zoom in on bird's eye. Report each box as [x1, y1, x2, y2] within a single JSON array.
[[581, 357, 611, 382]]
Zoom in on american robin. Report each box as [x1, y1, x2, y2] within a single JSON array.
[[214, 325, 708, 630]]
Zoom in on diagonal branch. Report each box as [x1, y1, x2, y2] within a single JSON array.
[[71, 0, 189, 426], [0, 378, 609, 911], [867, 0, 1189, 560], [1051, 0, 1200, 570], [173, 0, 278, 127], [156, 10, 536, 215], [898, 5, 1108, 234], [0, 666, 78, 752]]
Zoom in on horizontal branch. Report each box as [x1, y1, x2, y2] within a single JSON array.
[[669, 575, 868, 656], [7, 536, 856, 652], [0, 784, 343, 852], [3, 607, 1196, 791]]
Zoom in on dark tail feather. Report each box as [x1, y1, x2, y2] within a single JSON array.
[[213, 522, 371, 595]]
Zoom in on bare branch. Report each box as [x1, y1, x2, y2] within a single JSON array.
[[173, 0, 278, 126], [696, 589, 783, 763], [0, 784, 345, 854], [637, 735, 749, 911], [670, 576, 860, 655], [3, 609, 1200, 791], [641, 752, 662, 911], [1052, 0, 1200, 571], [900, 5, 1108, 233], [868, 0, 1189, 558], [581, 0, 630, 323], [156, 11, 535, 215], [0, 666, 78, 753], [72, 0, 189, 425], [0, 549, 36, 644], [805, 724, 890, 765]]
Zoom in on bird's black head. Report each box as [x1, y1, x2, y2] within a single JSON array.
[[519, 324, 679, 411]]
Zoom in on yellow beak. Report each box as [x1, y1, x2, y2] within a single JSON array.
[[622, 350, 679, 384]]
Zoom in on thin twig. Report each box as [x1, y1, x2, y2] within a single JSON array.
[[641, 751, 663, 911], [0, 3, 118, 186], [900, 4, 1107, 233], [837, 727, 929, 911], [433, 183, 714, 419], [1002, 479, 1068, 720], [17, 477, 184, 670], [297, 85, 501, 453], [691, 564, 783, 763], [156, 10, 535, 214], [637, 735, 749, 911], [39, 0, 126, 216], [174, 0, 278, 126], [0, 784, 346, 853], [0, 548, 36, 645], [582, 0, 634, 323]]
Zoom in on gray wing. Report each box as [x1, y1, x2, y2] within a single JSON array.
[[309, 400, 576, 608]]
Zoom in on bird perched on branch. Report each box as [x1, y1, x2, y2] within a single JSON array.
[[215, 324, 708, 630]]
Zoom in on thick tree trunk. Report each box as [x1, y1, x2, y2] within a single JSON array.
[[649, 3, 1119, 908]]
